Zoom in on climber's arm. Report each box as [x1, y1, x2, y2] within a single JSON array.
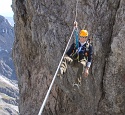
[[66, 43, 75, 57], [84, 45, 93, 77]]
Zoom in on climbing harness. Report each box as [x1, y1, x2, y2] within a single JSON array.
[[70, 39, 90, 61], [38, 1, 79, 115]]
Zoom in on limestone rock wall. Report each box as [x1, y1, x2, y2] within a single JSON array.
[[12, 0, 125, 115]]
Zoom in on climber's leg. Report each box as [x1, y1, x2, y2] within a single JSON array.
[[59, 55, 73, 75], [74, 62, 85, 85]]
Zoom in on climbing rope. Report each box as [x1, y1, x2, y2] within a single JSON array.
[[38, 0, 79, 115], [74, 0, 79, 53], [74, 0, 79, 22], [38, 27, 75, 115]]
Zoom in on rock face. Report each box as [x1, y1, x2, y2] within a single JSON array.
[[12, 0, 125, 115], [0, 15, 19, 115], [0, 15, 14, 52], [0, 15, 16, 80]]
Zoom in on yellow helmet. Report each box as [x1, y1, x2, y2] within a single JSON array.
[[79, 30, 88, 37]]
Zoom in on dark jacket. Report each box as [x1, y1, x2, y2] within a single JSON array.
[[66, 42, 93, 63]]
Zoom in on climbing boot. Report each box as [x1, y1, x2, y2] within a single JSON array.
[[73, 77, 81, 90], [73, 83, 80, 89], [60, 67, 65, 75], [73, 77, 82, 86], [57, 67, 65, 79], [77, 77, 82, 86], [60, 60, 67, 75]]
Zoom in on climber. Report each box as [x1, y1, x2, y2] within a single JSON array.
[[59, 21, 93, 85]]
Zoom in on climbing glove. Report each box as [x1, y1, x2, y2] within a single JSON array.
[[64, 55, 73, 64]]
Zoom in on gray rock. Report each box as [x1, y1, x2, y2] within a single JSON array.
[[0, 15, 19, 115], [0, 15, 16, 80], [12, 0, 125, 115], [0, 15, 14, 51]]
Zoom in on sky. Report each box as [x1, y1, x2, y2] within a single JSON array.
[[0, 0, 14, 17]]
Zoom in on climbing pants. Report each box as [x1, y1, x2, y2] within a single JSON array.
[[60, 55, 86, 84]]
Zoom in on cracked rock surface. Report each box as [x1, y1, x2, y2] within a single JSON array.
[[12, 0, 125, 115]]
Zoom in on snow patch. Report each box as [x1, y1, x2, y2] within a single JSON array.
[[0, 75, 18, 90]]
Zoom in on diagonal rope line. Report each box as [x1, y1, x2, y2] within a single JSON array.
[[74, 0, 79, 22], [38, 0, 79, 114], [38, 27, 75, 115]]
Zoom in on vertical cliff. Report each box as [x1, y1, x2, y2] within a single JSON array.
[[12, 0, 125, 115]]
